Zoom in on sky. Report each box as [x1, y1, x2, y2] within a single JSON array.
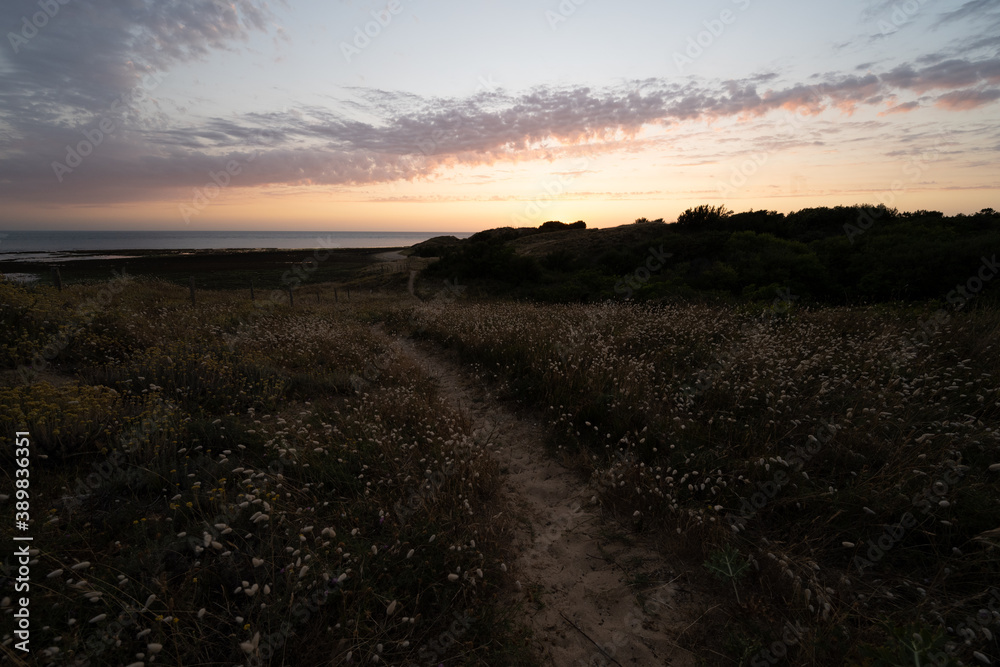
[[0, 0, 998, 231]]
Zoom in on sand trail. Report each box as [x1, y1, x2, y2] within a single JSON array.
[[391, 336, 700, 666]]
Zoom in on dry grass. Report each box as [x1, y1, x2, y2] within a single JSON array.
[[0, 278, 534, 666], [379, 297, 1000, 666]]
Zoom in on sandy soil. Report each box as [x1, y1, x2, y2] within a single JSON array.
[[373, 250, 408, 262], [391, 336, 702, 666]]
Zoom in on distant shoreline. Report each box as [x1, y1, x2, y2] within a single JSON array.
[[0, 245, 412, 264], [0, 246, 409, 290], [0, 230, 472, 255]]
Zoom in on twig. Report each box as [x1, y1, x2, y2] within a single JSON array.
[[558, 611, 625, 667], [675, 604, 721, 642]]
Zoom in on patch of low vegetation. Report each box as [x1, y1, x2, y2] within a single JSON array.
[[380, 296, 1000, 665], [419, 206, 1000, 306], [0, 278, 534, 666]]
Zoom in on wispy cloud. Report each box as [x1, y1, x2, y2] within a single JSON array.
[[0, 0, 997, 209], [935, 87, 1000, 110]]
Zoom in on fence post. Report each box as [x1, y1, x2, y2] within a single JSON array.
[[189, 276, 196, 306], [52, 268, 63, 291], [287, 286, 294, 307], [250, 278, 255, 302], [334, 288, 338, 302]]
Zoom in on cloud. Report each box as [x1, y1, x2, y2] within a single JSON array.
[[934, 88, 1000, 110], [1, 17, 998, 208], [1, 0, 275, 113], [932, 0, 1000, 28], [881, 58, 1000, 93], [879, 101, 921, 115]]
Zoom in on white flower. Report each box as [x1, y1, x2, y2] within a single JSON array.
[[240, 632, 261, 654]]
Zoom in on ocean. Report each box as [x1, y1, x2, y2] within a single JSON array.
[[0, 230, 469, 257]]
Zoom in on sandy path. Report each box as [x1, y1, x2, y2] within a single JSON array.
[[390, 336, 699, 666], [373, 250, 408, 262]]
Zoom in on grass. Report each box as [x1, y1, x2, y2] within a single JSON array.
[[4, 269, 1000, 665], [376, 295, 1000, 665], [0, 277, 535, 666]]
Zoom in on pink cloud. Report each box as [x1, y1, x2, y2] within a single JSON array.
[[934, 88, 1000, 111], [878, 101, 921, 116]]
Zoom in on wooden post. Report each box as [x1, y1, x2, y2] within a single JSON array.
[[287, 286, 294, 307], [315, 290, 320, 303], [334, 288, 338, 303], [347, 288, 351, 300], [52, 268, 62, 291], [250, 278, 255, 302], [189, 276, 196, 306]]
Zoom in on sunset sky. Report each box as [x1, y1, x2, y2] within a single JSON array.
[[0, 0, 998, 231]]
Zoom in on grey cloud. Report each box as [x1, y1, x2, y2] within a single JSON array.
[[1, 40, 998, 205]]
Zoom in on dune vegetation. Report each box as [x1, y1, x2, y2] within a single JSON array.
[[0, 278, 533, 666], [381, 297, 1000, 665], [2, 207, 999, 666]]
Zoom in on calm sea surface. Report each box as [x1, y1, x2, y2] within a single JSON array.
[[0, 230, 468, 257]]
